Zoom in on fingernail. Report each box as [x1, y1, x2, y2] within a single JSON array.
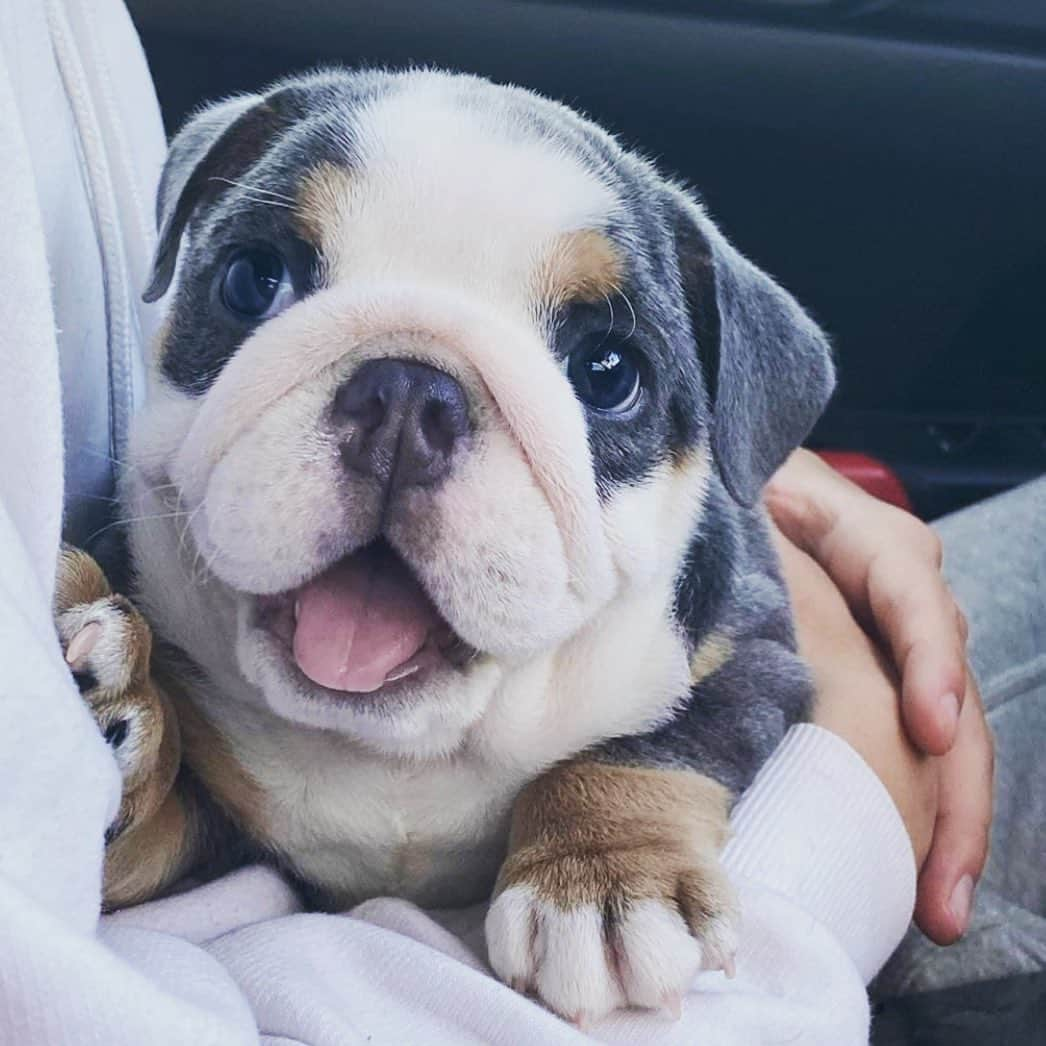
[[939, 692, 960, 737], [949, 874, 974, 933]]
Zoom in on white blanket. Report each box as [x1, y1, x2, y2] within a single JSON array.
[[0, 2, 916, 1042]]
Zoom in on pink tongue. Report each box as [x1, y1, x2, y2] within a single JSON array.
[[292, 547, 441, 693]]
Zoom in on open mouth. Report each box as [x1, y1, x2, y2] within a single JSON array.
[[255, 539, 474, 696]]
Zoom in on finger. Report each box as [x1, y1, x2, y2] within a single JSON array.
[[865, 551, 968, 755], [763, 478, 840, 562], [900, 634, 966, 755], [767, 454, 970, 755], [914, 678, 994, 944]]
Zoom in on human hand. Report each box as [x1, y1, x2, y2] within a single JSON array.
[[772, 530, 938, 870], [766, 450, 993, 944]]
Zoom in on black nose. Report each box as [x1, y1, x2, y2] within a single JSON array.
[[334, 359, 471, 491]]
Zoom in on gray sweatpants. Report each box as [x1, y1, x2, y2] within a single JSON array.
[[877, 476, 1046, 995]]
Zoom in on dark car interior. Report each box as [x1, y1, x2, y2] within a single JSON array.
[[127, 0, 1046, 524], [124, 1, 1045, 1037]]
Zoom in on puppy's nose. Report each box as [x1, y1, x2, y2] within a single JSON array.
[[334, 359, 471, 491]]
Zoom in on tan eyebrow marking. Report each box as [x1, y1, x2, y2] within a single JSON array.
[[534, 228, 625, 309], [689, 631, 734, 684], [294, 160, 354, 258]]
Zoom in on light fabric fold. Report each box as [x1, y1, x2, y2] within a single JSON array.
[[725, 723, 918, 983]]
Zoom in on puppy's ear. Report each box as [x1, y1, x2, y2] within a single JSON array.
[[143, 94, 285, 302], [670, 191, 835, 506]]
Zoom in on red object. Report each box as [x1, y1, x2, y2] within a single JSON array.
[[816, 451, 914, 512]]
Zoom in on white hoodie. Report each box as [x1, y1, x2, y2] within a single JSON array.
[[0, 2, 915, 1042]]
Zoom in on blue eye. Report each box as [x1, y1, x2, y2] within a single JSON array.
[[567, 338, 643, 414], [220, 247, 294, 319]]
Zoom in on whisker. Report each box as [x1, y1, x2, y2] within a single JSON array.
[[70, 447, 183, 507], [194, 521, 225, 586], [209, 176, 296, 204], [184, 501, 211, 584], [239, 194, 293, 211], [72, 445, 143, 472], [65, 492, 121, 504], [72, 447, 178, 489], [617, 289, 638, 340], [196, 548, 220, 587], [83, 510, 191, 547]]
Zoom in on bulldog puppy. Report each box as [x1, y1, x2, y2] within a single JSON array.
[[56, 68, 834, 1022]]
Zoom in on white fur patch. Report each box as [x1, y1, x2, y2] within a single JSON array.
[[615, 900, 703, 1010], [484, 883, 539, 991], [535, 902, 625, 1023], [486, 889, 625, 1021], [486, 888, 713, 1023], [601, 446, 711, 588], [322, 73, 621, 307]]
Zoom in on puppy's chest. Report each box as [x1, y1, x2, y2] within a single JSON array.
[[255, 751, 524, 908], [211, 588, 692, 906]]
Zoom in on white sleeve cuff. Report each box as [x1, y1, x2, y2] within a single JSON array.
[[723, 723, 917, 983]]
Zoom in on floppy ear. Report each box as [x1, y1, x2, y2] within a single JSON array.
[[670, 191, 835, 506], [143, 94, 286, 302]]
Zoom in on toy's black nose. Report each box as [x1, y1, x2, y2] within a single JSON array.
[[334, 359, 471, 491]]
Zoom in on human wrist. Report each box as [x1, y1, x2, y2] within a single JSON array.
[[812, 673, 938, 869]]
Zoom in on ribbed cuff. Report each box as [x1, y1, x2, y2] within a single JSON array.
[[723, 724, 917, 983]]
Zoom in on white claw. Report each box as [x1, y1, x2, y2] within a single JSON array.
[[571, 1012, 592, 1032], [662, 992, 683, 1021], [66, 621, 102, 670]]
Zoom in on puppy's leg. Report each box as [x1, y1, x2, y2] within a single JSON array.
[[487, 759, 736, 1025], [487, 633, 810, 1023], [55, 546, 201, 909]]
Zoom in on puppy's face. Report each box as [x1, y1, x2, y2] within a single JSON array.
[[129, 71, 831, 758]]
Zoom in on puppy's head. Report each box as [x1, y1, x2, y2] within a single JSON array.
[[129, 70, 832, 756]]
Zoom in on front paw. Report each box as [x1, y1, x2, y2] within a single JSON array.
[[55, 546, 177, 841], [486, 761, 738, 1025]]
